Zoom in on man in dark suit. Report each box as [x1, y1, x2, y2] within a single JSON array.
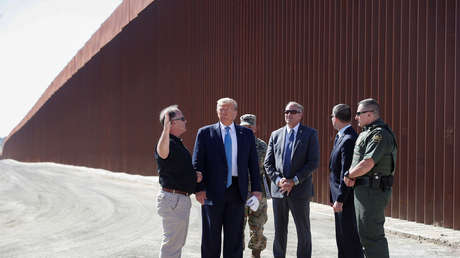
[[264, 101, 320, 258], [192, 97, 262, 258], [329, 104, 363, 258]]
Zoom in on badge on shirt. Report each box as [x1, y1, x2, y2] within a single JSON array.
[[372, 134, 383, 143]]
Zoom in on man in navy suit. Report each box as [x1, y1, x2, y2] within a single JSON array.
[[264, 101, 320, 258], [193, 97, 262, 258], [329, 104, 363, 258]]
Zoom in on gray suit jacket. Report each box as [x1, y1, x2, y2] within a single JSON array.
[[264, 124, 320, 199]]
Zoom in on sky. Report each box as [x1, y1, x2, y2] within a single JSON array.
[[0, 0, 123, 137]]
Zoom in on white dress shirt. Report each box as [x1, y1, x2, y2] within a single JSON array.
[[284, 123, 300, 154], [220, 122, 238, 176], [337, 124, 351, 139], [276, 123, 300, 186]]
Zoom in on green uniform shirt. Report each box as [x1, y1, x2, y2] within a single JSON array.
[[351, 119, 397, 177]]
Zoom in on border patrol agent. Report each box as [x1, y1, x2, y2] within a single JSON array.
[[240, 114, 270, 258], [344, 98, 397, 258]]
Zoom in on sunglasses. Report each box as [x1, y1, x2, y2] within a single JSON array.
[[284, 110, 300, 115], [355, 110, 374, 116], [171, 117, 186, 121]]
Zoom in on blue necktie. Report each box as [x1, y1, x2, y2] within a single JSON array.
[[224, 126, 232, 188], [283, 130, 295, 177]]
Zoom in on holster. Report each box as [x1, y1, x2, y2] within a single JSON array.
[[380, 175, 394, 191], [356, 173, 393, 192], [369, 174, 382, 190]]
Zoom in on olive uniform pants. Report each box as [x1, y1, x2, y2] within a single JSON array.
[[354, 185, 392, 258]]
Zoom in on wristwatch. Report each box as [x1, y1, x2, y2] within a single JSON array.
[[293, 176, 300, 185], [344, 171, 355, 180]]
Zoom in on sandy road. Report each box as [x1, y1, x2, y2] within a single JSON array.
[[0, 160, 165, 258], [1, 159, 459, 258]]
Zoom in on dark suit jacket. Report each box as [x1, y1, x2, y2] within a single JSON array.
[[192, 122, 261, 203], [329, 126, 358, 203], [264, 124, 320, 199]]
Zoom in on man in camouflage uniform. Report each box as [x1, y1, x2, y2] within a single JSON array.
[[240, 114, 270, 258], [344, 98, 397, 258]]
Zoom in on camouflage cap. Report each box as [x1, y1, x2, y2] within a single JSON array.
[[240, 114, 256, 126]]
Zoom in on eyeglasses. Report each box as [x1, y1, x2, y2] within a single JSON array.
[[355, 110, 374, 116], [171, 117, 186, 121], [284, 110, 300, 115]]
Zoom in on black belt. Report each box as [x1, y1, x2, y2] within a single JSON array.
[[225, 176, 238, 188], [355, 175, 394, 191], [162, 188, 190, 196], [355, 177, 371, 186]]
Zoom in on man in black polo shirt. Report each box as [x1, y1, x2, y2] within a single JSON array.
[[155, 105, 202, 258]]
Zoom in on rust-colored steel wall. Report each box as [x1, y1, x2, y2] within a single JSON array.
[[2, 0, 460, 229]]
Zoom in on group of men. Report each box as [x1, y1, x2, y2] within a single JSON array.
[[154, 97, 397, 258]]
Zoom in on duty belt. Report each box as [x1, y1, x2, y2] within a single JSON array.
[[355, 174, 394, 191], [355, 177, 371, 186]]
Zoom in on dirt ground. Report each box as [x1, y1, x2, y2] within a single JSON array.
[[1, 159, 459, 258]]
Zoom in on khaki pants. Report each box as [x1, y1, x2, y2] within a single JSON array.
[[156, 190, 191, 258]]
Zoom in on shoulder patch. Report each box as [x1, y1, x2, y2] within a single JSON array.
[[372, 134, 383, 142]]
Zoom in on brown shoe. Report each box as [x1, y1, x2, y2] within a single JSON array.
[[251, 249, 261, 258]]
